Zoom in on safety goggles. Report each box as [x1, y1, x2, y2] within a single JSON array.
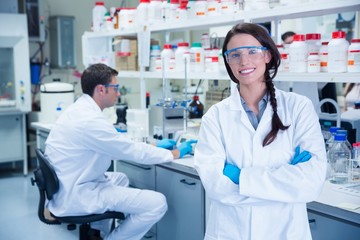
[[103, 84, 120, 92], [224, 46, 267, 64]]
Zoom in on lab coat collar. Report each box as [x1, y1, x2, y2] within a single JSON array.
[[80, 94, 103, 113], [228, 85, 282, 113]]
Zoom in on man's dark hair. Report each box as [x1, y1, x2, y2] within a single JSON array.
[[81, 63, 118, 96], [281, 31, 296, 42]]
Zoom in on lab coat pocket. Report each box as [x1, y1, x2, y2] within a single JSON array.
[[268, 149, 292, 168]]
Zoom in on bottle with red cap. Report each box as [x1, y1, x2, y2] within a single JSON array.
[[307, 52, 320, 73], [289, 34, 307, 72], [161, 44, 175, 71], [328, 31, 349, 73], [136, 0, 150, 26], [319, 41, 329, 72], [348, 39, 360, 73], [306, 33, 321, 54], [175, 42, 190, 72], [92, 1, 107, 32]]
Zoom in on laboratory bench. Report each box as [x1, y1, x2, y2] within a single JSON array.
[[31, 122, 360, 240]]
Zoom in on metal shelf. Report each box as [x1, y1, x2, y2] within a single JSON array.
[[117, 71, 360, 83]]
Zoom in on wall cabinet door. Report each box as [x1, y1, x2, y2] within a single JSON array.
[[0, 114, 24, 162], [308, 210, 360, 240], [156, 166, 205, 240]]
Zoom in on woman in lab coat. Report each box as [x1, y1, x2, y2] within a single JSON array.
[[45, 63, 194, 240], [194, 23, 327, 240]]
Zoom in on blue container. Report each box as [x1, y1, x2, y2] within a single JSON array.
[[30, 62, 41, 85]]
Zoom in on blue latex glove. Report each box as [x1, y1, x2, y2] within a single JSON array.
[[178, 140, 198, 158], [223, 163, 241, 184], [290, 146, 312, 165], [156, 139, 177, 149]]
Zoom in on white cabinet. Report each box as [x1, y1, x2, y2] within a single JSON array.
[[115, 161, 157, 239], [156, 166, 205, 240], [116, 161, 156, 190], [115, 161, 205, 240], [0, 113, 27, 175], [308, 210, 360, 240]]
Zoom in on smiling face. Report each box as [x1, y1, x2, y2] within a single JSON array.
[[226, 33, 271, 88]]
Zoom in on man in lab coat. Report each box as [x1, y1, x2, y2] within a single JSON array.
[[45, 63, 193, 240]]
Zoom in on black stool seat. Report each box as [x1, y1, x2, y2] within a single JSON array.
[[31, 148, 125, 240]]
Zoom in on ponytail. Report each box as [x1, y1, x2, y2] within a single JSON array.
[[262, 80, 290, 146]]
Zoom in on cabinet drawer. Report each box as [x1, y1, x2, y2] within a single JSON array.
[[156, 166, 205, 240], [308, 210, 360, 240], [116, 161, 155, 190], [0, 114, 24, 162]]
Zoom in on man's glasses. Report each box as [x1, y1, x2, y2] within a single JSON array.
[[103, 84, 119, 92], [224, 46, 267, 65]]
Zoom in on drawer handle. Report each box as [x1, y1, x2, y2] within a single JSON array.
[[180, 179, 196, 185], [121, 161, 152, 170], [308, 219, 316, 224]]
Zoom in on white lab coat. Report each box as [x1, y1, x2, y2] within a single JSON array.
[[194, 87, 327, 240], [45, 94, 173, 239]]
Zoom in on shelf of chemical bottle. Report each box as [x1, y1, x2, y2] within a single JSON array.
[[151, 0, 359, 32], [82, 29, 137, 39], [82, 0, 359, 38], [117, 71, 360, 83]]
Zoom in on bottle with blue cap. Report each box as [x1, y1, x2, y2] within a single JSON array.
[[325, 126, 341, 151], [327, 133, 350, 184], [336, 129, 352, 153]]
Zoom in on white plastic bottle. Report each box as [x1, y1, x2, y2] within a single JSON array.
[[161, 0, 169, 21], [307, 52, 320, 73], [328, 31, 349, 73], [195, 0, 207, 18], [207, 0, 220, 16], [92, 1, 107, 32], [289, 34, 307, 73], [205, 48, 219, 72], [348, 39, 360, 73], [136, 0, 150, 26], [168, 0, 179, 22], [218, 48, 227, 73], [161, 44, 175, 71], [245, 0, 269, 10], [279, 53, 289, 72], [276, 44, 284, 54], [149, 45, 161, 71], [176, 1, 188, 21], [319, 41, 328, 72], [306, 33, 321, 54], [190, 42, 205, 72], [187, 0, 197, 19], [175, 42, 190, 72], [148, 0, 163, 23], [220, 0, 236, 15], [201, 33, 211, 49]]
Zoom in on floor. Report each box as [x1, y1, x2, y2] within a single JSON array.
[[0, 161, 78, 240]]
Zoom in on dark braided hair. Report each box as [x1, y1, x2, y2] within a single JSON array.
[[222, 23, 290, 146]]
